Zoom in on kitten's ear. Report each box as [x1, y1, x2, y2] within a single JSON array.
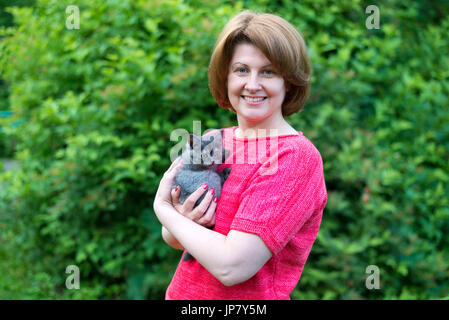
[[188, 134, 194, 148], [210, 129, 224, 144], [204, 135, 215, 144]]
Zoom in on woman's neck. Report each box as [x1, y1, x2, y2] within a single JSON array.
[[235, 120, 299, 139]]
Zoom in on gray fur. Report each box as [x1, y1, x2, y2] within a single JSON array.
[[171, 129, 231, 262]]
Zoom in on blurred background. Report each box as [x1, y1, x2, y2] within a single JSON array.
[[0, 0, 448, 299]]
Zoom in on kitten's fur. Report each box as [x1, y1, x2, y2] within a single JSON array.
[[172, 129, 231, 261]]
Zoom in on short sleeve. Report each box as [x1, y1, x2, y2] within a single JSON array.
[[230, 144, 328, 255]]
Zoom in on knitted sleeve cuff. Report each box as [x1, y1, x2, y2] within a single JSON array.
[[230, 217, 282, 255]]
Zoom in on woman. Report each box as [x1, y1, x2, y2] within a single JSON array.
[[153, 10, 328, 300]]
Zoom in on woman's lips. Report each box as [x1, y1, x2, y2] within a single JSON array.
[[241, 95, 267, 105]]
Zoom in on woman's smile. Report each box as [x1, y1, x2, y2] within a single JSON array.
[[241, 95, 267, 105]]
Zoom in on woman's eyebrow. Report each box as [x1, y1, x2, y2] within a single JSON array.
[[232, 62, 273, 68]]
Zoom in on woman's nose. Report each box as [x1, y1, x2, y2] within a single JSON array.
[[244, 74, 262, 92]]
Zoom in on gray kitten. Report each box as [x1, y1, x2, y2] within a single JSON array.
[[172, 129, 231, 261]]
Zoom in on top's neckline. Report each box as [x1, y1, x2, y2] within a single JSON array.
[[232, 126, 303, 141]]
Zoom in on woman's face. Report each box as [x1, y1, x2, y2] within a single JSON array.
[[227, 43, 287, 126]]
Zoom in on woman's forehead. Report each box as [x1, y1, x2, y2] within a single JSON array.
[[230, 43, 271, 66]]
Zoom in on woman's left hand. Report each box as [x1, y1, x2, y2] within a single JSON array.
[[153, 157, 183, 215]]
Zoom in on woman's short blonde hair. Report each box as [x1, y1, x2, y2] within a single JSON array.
[[208, 10, 312, 117]]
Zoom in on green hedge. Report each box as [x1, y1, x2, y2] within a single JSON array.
[[0, 0, 35, 157], [0, 0, 448, 299]]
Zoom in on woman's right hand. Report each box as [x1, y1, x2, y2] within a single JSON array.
[[171, 184, 218, 227]]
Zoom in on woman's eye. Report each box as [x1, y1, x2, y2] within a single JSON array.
[[234, 67, 275, 75]]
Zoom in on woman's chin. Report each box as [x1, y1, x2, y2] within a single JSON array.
[[236, 109, 268, 122]]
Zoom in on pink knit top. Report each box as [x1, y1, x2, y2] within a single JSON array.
[[165, 126, 328, 300]]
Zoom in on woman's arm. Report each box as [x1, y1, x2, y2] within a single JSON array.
[[161, 183, 217, 251], [162, 226, 184, 250], [153, 157, 272, 286], [155, 202, 272, 286]]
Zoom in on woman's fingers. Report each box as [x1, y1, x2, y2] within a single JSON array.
[[174, 184, 218, 227], [154, 157, 183, 208], [197, 195, 218, 227], [182, 184, 209, 213], [171, 185, 181, 207], [190, 187, 215, 222]]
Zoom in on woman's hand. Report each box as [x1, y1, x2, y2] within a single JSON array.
[[171, 184, 218, 228], [153, 157, 183, 215], [153, 156, 218, 228]]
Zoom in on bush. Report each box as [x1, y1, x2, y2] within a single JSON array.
[[0, 0, 35, 157], [0, 0, 240, 299], [268, 0, 449, 299], [0, 0, 448, 299]]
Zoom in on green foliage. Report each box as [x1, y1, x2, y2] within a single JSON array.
[[0, 0, 240, 299], [266, 0, 449, 299], [0, 0, 35, 157], [0, 0, 448, 299]]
